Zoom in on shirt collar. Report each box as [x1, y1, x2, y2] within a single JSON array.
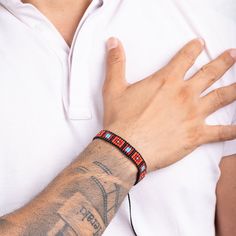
[[0, 0, 105, 28]]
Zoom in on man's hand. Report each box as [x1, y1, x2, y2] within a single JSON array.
[[1, 38, 236, 236], [103, 37, 236, 171]]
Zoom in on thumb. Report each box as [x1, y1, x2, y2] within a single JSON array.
[[103, 37, 127, 95]]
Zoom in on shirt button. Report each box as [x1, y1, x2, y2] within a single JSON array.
[[98, 0, 104, 7]]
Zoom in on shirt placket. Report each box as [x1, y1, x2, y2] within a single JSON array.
[[67, 0, 104, 121]]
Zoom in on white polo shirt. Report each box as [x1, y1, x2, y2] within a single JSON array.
[[0, 0, 236, 235]]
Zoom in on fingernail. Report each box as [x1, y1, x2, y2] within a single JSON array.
[[198, 38, 205, 46], [229, 49, 236, 60], [107, 37, 118, 50]]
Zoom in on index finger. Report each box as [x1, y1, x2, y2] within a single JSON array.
[[165, 38, 204, 78]]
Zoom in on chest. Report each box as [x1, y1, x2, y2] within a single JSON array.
[[0, 0, 235, 218]]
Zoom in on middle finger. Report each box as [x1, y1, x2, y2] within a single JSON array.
[[190, 50, 236, 93]]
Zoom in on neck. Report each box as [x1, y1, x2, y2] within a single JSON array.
[[22, 0, 92, 46]]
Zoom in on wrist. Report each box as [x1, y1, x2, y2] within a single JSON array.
[[93, 128, 147, 184], [91, 139, 137, 186]]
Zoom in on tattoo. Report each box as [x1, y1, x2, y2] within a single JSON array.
[[1, 140, 135, 236], [79, 206, 103, 235], [75, 166, 89, 174], [93, 161, 112, 175], [93, 160, 121, 213]]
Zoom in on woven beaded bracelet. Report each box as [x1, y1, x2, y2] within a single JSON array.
[[93, 130, 147, 185]]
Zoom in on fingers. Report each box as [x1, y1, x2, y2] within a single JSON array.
[[190, 50, 236, 93], [103, 37, 127, 96], [201, 125, 236, 143], [165, 38, 204, 78], [200, 83, 236, 116]]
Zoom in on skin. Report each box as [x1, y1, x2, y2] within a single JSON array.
[[0, 140, 137, 236], [1, 36, 236, 236], [1, 1, 235, 235], [216, 155, 236, 236], [22, 0, 92, 46]]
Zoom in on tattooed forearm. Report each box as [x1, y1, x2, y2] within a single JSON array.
[[0, 140, 136, 236]]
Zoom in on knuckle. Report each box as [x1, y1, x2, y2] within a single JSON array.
[[214, 88, 226, 107], [180, 49, 196, 64], [184, 126, 201, 151], [218, 126, 236, 141], [108, 50, 125, 65], [177, 85, 193, 103], [200, 64, 218, 79], [221, 51, 234, 66], [163, 64, 180, 80], [218, 126, 228, 141]]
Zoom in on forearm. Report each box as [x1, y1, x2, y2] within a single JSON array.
[[216, 155, 236, 236], [0, 140, 136, 236]]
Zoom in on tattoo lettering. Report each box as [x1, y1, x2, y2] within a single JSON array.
[[54, 160, 125, 235], [80, 206, 102, 235], [57, 192, 105, 236], [0, 142, 135, 236]]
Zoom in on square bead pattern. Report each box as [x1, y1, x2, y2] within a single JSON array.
[[93, 130, 147, 185]]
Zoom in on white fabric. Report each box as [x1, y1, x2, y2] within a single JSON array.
[[0, 0, 235, 235]]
